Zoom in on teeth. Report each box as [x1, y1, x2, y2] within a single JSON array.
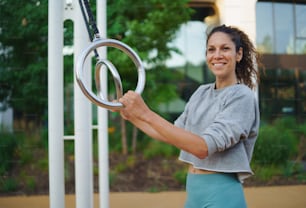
[[213, 63, 224, 67]]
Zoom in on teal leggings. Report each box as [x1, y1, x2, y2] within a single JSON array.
[[185, 173, 247, 208]]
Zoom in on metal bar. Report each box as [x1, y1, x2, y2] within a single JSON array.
[[74, 0, 93, 207], [97, 1, 110, 207], [48, 1, 65, 208]]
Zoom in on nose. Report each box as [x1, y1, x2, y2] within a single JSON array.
[[214, 49, 223, 58]]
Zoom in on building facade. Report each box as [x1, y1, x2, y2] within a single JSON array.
[[166, 0, 306, 122]]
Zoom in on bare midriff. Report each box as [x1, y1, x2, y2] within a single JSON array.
[[188, 165, 217, 174]]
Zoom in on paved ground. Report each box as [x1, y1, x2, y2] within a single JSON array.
[[0, 185, 306, 208]]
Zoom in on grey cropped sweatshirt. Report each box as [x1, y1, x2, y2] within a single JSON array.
[[174, 83, 260, 182]]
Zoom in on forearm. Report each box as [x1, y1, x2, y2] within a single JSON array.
[[140, 110, 208, 159], [128, 117, 165, 141], [118, 91, 208, 159]]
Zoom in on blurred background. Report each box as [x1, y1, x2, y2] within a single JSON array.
[[0, 0, 306, 195]]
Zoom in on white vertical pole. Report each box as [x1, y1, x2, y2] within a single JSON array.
[[74, 1, 94, 208], [48, 1, 65, 208], [97, 1, 110, 208]]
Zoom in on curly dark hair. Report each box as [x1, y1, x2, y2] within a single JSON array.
[[206, 25, 262, 89]]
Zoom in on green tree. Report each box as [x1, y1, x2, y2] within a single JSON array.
[[106, 0, 192, 106], [0, 0, 192, 134], [106, 0, 192, 153], [0, 0, 48, 124]]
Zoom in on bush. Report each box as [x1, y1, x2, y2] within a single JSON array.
[[253, 118, 299, 165], [143, 141, 179, 159], [0, 177, 18, 192], [173, 169, 187, 185], [0, 132, 18, 175], [252, 164, 282, 182]]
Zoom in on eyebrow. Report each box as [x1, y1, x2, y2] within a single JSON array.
[[207, 43, 232, 48]]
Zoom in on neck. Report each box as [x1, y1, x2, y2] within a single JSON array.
[[215, 77, 238, 89]]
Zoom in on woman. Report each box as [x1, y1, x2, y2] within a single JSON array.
[[118, 25, 261, 208]]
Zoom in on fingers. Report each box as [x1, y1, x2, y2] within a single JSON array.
[[118, 97, 128, 107], [117, 94, 131, 119], [117, 90, 145, 121], [110, 91, 139, 120], [120, 111, 128, 120], [119, 91, 138, 106]]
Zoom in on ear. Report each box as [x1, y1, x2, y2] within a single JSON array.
[[236, 47, 243, 62]]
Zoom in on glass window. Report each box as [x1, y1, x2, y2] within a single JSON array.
[[166, 21, 206, 69], [295, 4, 306, 38], [256, 1, 306, 121], [295, 39, 306, 54], [274, 3, 294, 54], [166, 21, 207, 82], [256, 3, 273, 53]]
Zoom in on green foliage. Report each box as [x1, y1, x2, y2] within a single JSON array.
[[252, 164, 282, 182], [0, 132, 18, 174], [107, 118, 142, 153], [104, 1, 193, 122], [297, 122, 306, 135], [173, 169, 187, 185], [251, 116, 306, 182], [0, 177, 18, 192], [16, 132, 46, 165], [0, 0, 192, 124], [143, 67, 184, 112], [147, 185, 167, 193], [109, 171, 117, 187], [143, 140, 179, 159], [112, 155, 136, 173], [273, 116, 298, 130], [37, 157, 49, 172], [25, 176, 37, 192], [40, 126, 49, 150], [0, 130, 50, 194], [282, 161, 302, 177], [251, 161, 306, 183], [113, 163, 128, 173], [297, 172, 306, 183], [0, 0, 48, 119], [253, 117, 299, 165], [107, 0, 192, 61]]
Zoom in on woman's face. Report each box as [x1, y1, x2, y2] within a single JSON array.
[[206, 32, 242, 82]]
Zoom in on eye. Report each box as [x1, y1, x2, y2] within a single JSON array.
[[207, 47, 215, 53], [222, 46, 230, 51]]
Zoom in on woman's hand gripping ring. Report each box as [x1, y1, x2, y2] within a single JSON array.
[[75, 38, 145, 110]]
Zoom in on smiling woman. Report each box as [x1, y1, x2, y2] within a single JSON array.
[[206, 32, 243, 89], [206, 25, 260, 90], [116, 25, 262, 208]]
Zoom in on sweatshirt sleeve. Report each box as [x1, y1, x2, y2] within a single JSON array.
[[174, 85, 207, 128], [202, 87, 258, 156]]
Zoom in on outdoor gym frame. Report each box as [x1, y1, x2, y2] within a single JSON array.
[[48, 1, 109, 208]]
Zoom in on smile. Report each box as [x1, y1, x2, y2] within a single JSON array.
[[212, 63, 226, 67]]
